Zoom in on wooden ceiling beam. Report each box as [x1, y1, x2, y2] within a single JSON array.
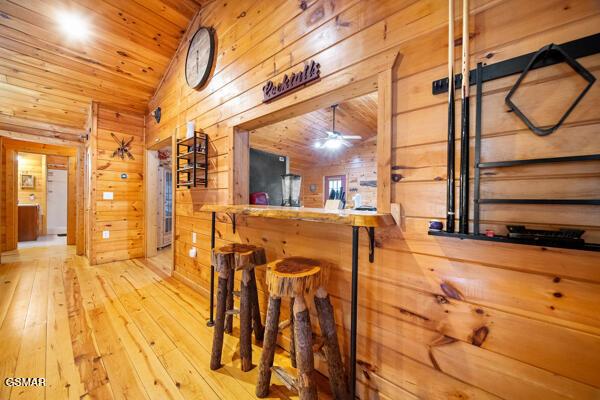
[[0, 124, 83, 143], [1, 134, 81, 153], [0, 107, 86, 129], [0, 114, 86, 136]]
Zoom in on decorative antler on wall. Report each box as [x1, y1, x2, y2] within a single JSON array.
[[110, 132, 135, 160]]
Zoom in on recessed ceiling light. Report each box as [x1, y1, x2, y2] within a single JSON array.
[[56, 11, 90, 40]]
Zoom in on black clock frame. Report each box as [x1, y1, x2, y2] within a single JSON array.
[[185, 27, 215, 90]]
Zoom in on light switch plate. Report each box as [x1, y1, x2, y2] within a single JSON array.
[[103, 192, 114, 200], [102, 230, 110, 239], [192, 232, 197, 244]]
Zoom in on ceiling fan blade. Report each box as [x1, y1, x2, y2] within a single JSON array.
[[341, 135, 362, 140]]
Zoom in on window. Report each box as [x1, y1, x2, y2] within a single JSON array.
[[324, 175, 346, 203]]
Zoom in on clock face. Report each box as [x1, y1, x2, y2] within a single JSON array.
[[185, 27, 215, 89]]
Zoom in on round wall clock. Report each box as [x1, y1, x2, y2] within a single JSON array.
[[185, 27, 215, 89]]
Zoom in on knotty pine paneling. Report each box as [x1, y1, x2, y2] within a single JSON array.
[[292, 141, 377, 208], [147, 0, 600, 398], [0, 0, 206, 141], [89, 105, 145, 264]]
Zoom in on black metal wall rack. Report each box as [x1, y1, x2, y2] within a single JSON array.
[[176, 132, 208, 188], [429, 34, 600, 252]]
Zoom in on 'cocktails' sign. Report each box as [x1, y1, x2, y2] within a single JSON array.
[[262, 60, 320, 103]]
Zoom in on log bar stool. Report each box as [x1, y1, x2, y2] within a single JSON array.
[[256, 257, 349, 400], [210, 243, 265, 371]]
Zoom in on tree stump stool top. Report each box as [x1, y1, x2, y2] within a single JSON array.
[[266, 257, 325, 298], [212, 243, 267, 276]]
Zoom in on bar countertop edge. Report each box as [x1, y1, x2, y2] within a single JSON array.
[[198, 204, 395, 227]]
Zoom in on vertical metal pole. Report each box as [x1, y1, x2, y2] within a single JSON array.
[[204, 135, 208, 187], [350, 226, 359, 399], [474, 62, 483, 235], [207, 211, 216, 327], [193, 134, 197, 188]]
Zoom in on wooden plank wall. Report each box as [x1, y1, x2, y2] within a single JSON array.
[[17, 152, 46, 235], [146, 1, 600, 398], [89, 105, 145, 264], [291, 141, 377, 208], [0, 137, 5, 252]]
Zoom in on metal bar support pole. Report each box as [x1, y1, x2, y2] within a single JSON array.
[[207, 211, 216, 327], [349, 226, 359, 399]]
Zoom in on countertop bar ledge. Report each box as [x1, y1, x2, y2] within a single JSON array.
[[198, 204, 395, 227]]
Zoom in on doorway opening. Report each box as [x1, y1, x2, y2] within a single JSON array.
[[248, 92, 378, 210], [145, 138, 174, 276], [16, 152, 70, 249]]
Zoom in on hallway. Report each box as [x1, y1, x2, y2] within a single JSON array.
[[0, 247, 330, 400]]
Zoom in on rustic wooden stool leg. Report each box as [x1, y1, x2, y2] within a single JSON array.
[[225, 270, 235, 334], [314, 287, 349, 400], [256, 295, 282, 398], [240, 269, 253, 371], [249, 269, 264, 341], [293, 295, 318, 400], [289, 297, 297, 368], [210, 271, 230, 370]]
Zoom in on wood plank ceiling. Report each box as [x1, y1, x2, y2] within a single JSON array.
[[250, 92, 378, 168], [0, 0, 207, 141]]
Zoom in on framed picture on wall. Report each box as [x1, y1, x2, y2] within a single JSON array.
[[21, 174, 34, 188]]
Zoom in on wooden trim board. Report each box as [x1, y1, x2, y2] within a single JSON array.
[[1, 137, 82, 253]]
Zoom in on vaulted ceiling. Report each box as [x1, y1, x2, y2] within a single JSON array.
[[0, 0, 207, 141], [249, 92, 378, 169]]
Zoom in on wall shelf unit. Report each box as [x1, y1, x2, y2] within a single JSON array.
[[176, 132, 208, 188]]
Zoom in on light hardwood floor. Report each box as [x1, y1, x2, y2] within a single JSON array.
[[0, 246, 332, 399]]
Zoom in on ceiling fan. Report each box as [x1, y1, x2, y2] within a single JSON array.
[[314, 104, 362, 149]]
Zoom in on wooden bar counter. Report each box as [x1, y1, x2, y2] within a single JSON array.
[[198, 204, 395, 227], [199, 204, 394, 397]]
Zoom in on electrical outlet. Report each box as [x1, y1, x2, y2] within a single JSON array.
[[192, 232, 197, 243], [102, 230, 110, 239], [188, 247, 197, 258], [103, 192, 114, 200]]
